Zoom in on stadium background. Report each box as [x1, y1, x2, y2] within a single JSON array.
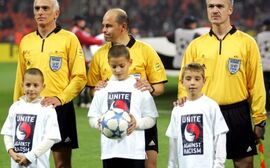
[[1, 0, 270, 42], [0, 0, 269, 167]]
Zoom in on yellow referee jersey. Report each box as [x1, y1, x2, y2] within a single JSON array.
[[14, 25, 87, 104], [87, 36, 167, 87], [178, 26, 266, 124]]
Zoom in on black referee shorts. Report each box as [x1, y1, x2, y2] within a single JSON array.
[[145, 123, 158, 152], [51, 101, 79, 151], [220, 100, 257, 159]]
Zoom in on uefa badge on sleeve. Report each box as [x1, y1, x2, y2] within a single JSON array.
[[50, 56, 62, 71], [228, 58, 240, 74]]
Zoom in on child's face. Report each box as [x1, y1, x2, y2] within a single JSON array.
[[108, 56, 131, 80], [22, 74, 45, 102], [181, 70, 205, 100]]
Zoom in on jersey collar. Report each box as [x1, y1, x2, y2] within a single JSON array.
[[110, 35, 136, 48], [126, 35, 136, 48], [36, 24, 62, 38], [209, 25, 237, 38]]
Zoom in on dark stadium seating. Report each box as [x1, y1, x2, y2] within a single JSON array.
[[1, 0, 270, 42]]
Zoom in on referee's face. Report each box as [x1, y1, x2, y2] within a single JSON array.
[[102, 11, 125, 43], [206, 0, 233, 26], [34, 0, 59, 28]]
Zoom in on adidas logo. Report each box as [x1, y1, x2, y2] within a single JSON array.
[[64, 137, 71, 143], [148, 140, 155, 146], [246, 146, 252, 152]]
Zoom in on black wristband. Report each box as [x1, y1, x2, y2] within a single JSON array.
[[54, 96, 62, 105], [150, 85, 155, 94], [256, 120, 266, 127]]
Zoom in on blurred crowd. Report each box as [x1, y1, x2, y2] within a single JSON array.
[[1, 0, 270, 42]]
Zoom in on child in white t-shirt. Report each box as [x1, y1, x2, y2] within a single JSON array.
[[166, 63, 229, 168], [88, 44, 158, 168], [1, 68, 61, 168]]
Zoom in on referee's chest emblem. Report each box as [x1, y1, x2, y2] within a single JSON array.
[[50, 56, 62, 71], [228, 58, 240, 74]]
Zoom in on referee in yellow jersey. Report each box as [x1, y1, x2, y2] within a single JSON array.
[[87, 8, 167, 168], [178, 0, 267, 167], [13, 0, 86, 167]]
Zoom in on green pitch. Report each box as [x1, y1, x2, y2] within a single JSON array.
[[0, 63, 269, 168]]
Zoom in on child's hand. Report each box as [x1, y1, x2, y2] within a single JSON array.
[[8, 148, 21, 163], [18, 154, 31, 167], [98, 118, 102, 131], [127, 113, 136, 135]]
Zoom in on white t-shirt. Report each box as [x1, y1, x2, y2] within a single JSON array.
[[166, 95, 228, 168], [88, 76, 158, 160], [1, 96, 61, 168]]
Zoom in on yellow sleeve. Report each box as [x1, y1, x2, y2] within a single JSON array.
[[13, 42, 26, 102], [144, 45, 167, 84], [87, 50, 102, 87], [57, 35, 87, 104], [246, 38, 267, 124]]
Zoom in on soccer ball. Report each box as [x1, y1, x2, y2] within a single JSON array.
[[100, 108, 131, 139]]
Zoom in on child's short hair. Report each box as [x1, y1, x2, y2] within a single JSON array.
[[24, 68, 44, 82], [108, 44, 130, 59], [181, 63, 205, 79]]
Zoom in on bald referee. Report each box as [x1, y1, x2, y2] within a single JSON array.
[[177, 0, 267, 167], [87, 8, 167, 168], [13, 0, 86, 167]]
